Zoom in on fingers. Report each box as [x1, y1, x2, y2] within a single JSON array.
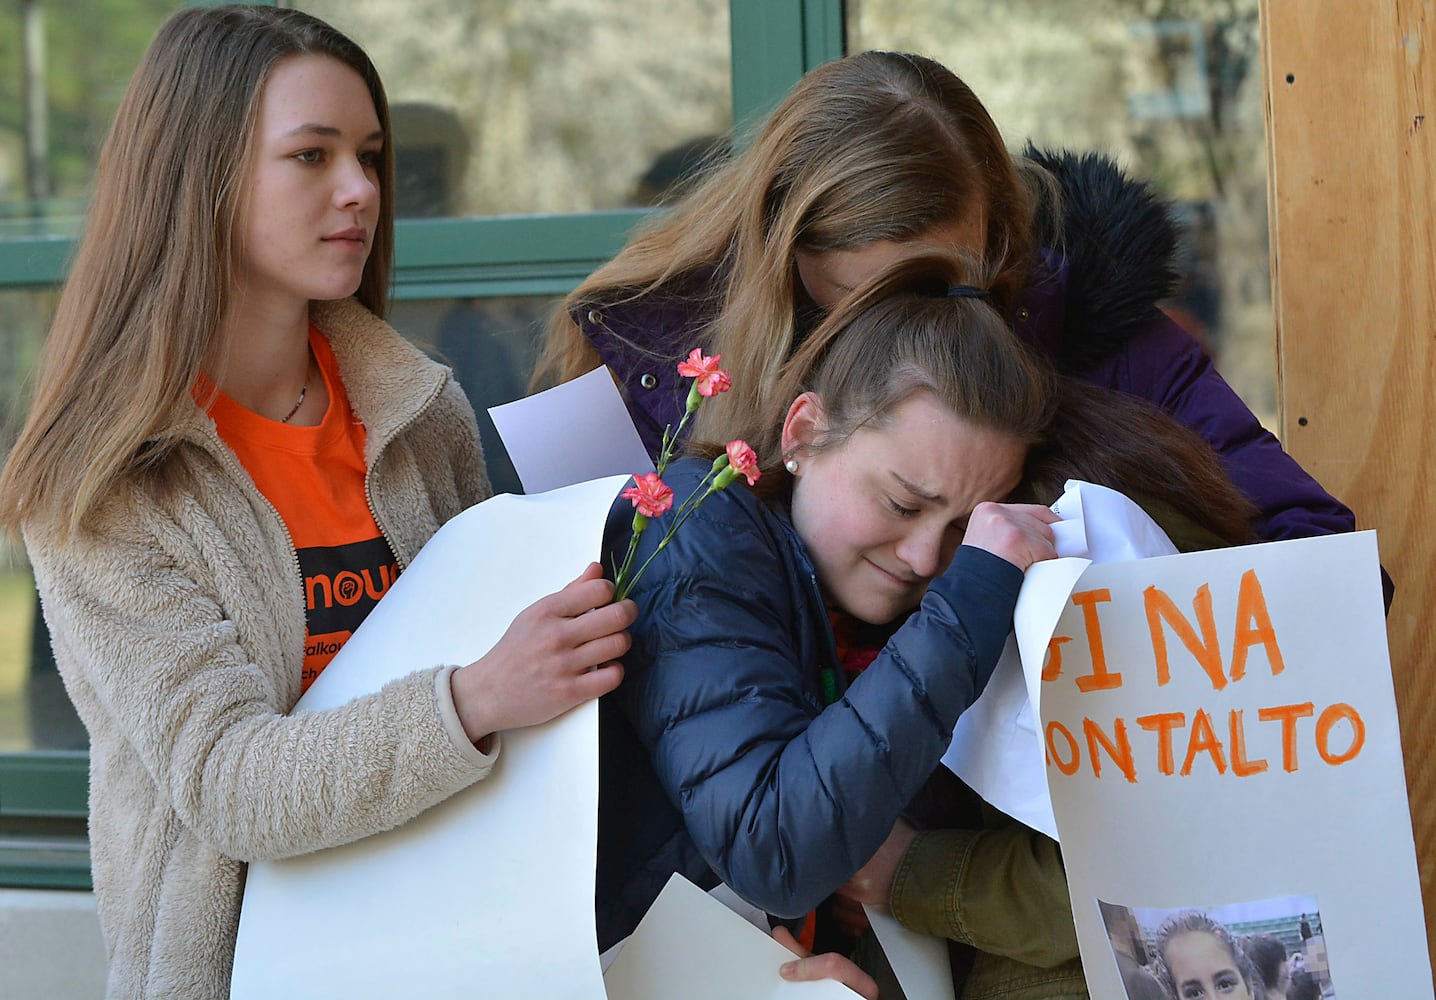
[[513, 567, 637, 675], [450, 565, 636, 740], [573, 560, 605, 583], [772, 925, 879, 999], [568, 597, 638, 645], [962, 501, 1060, 571], [542, 597, 633, 677], [1008, 503, 1062, 524], [771, 925, 805, 958], [528, 562, 636, 640], [779, 953, 880, 1000], [567, 628, 632, 676], [568, 662, 624, 702], [544, 562, 620, 617]]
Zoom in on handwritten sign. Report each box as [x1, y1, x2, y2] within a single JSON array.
[[1020, 532, 1430, 997]]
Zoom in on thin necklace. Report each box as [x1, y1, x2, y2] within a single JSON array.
[[280, 352, 311, 423], [279, 380, 307, 423]]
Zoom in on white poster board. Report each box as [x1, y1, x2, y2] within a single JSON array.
[[604, 875, 859, 1000], [945, 481, 1180, 840], [1021, 531, 1430, 998], [231, 476, 630, 1000]]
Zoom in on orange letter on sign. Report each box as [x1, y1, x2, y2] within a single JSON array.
[[1047, 722, 1080, 775], [1071, 589, 1121, 692], [1145, 583, 1225, 690], [1083, 717, 1138, 783], [1041, 636, 1073, 682], [1258, 702, 1315, 772], [1228, 709, 1269, 777], [1315, 703, 1365, 765], [1137, 712, 1187, 776], [1229, 569, 1286, 682], [1180, 709, 1228, 776]]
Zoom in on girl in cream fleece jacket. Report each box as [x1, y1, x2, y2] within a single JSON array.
[[0, 9, 633, 997]]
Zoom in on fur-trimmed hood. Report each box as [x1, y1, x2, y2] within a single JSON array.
[[1023, 145, 1182, 374]]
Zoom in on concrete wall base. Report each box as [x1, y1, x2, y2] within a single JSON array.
[[0, 889, 107, 999]]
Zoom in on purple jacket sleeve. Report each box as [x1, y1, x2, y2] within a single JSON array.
[[1085, 312, 1356, 543]]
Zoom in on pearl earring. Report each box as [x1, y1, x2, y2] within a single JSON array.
[[785, 458, 799, 475]]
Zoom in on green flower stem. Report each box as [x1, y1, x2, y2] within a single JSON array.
[[616, 479, 735, 600], [611, 511, 648, 595], [667, 455, 728, 521], [614, 377, 722, 601], [655, 389, 704, 476], [613, 456, 734, 601]]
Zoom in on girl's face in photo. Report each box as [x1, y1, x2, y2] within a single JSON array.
[[237, 54, 384, 314], [785, 390, 1025, 625], [1165, 930, 1254, 1000]]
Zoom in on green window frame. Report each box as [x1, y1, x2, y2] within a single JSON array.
[[0, 0, 845, 890]]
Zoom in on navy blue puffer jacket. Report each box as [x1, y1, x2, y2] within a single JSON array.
[[595, 457, 1023, 948]]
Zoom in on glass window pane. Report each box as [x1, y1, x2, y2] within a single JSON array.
[[0, 573, 84, 753], [848, 0, 1275, 426], [297, 1, 733, 217], [388, 295, 556, 497], [0, 2, 178, 239], [0, 286, 83, 754]]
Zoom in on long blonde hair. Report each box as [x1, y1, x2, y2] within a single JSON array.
[[0, 6, 394, 539], [534, 50, 1043, 443]]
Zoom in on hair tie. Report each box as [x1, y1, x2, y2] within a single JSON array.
[[946, 284, 990, 300]]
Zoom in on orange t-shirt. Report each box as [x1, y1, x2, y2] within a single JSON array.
[[201, 326, 398, 691]]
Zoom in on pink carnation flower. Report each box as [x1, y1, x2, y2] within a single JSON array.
[[725, 440, 761, 486], [621, 472, 674, 518], [677, 349, 732, 397]]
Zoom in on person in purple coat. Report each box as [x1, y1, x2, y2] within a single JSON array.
[[536, 48, 1368, 998], [535, 50, 1357, 553]]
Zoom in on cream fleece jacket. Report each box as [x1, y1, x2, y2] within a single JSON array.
[[27, 298, 496, 999]]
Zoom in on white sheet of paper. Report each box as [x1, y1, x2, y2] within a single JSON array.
[[944, 482, 1175, 840], [230, 475, 630, 1000], [1031, 531, 1433, 997], [863, 906, 955, 1000], [600, 882, 777, 974], [603, 875, 859, 1000], [943, 636, 1057, 838], [489, 366, 654, 494], [1048, 479, 1179, 564]]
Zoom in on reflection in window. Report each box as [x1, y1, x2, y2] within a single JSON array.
[[389, 296, 556, 497], [849, 0, 1275, 425], [0, 286, 84, 753], [300, 0, 732, 217], [0, 2, 176, 238], [0, 577, 85, 753]]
